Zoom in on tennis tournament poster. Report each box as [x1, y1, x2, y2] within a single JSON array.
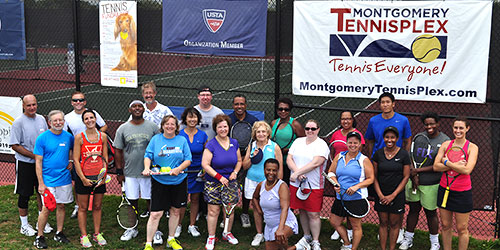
[[162, 0, 267, 57], [0, 0, 26, 60], [99, 1, 137, 88], [0, 97, 22, 154], [293, 1, 492, 103]]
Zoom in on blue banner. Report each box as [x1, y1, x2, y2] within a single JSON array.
[[162, 0, 267, 57], [0, 0, 26, 60]]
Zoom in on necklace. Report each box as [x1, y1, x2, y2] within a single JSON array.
[[265, 179, 278, 190], [384, 147, 398, 158]]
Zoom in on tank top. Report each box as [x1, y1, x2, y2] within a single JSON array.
[[80, 130, 103, 167], [259, 179, 296, 228], [247, 140, 276, 182], [439, 140, 471, 191], [335, 151, 368, 200], [271, 118, 297, 150]]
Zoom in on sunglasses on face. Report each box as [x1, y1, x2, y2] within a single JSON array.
[[72, 98, 85, 102], [278, 108, 290, 112], [304, 127, 318, 131]]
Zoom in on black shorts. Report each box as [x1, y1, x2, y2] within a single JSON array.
[[15, 160, 38, 197], [331, 198, 368, 218], [374, 192, 405, 214], [437, 185, 473, 213], [74, 175, 106, 195], [151, 178, 187, 211]]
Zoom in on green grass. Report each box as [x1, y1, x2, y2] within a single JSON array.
[[0, 184, 497, 249]]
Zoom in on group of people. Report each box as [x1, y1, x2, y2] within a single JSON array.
[[9, 84, 478, 250]]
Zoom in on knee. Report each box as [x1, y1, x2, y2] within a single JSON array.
[[389, 220, 400, 229], [424, 208, 437, 218], [456, 223, 469, 236], [18, 195, 30, 209], [56, 204, 65, 211], [150, 211, 163, 220], [441, 219, 453, 231], [207, 207, 219, 218], [170, 208, 180, 217], [92, 203, 102, 211], [307, 212, 320, 220]]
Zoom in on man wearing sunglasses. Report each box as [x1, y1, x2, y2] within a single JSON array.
[[63, 91, 108, 219]]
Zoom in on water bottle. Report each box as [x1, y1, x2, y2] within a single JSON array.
[[67, 43, 75, 74]]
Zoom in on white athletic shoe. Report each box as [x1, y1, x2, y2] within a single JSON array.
[[71, 205, 79, 219], [331, 230, 340, 240], [153, 231, 163, 245], [20, 224, 37, 236], [187, 225, 200, 237], [295, 237, 311, 250], [251, 233, 264, 247], [430, 242, 440, 250], [174, 225, 182, 238], [340, 229, 353, 244], [340, 244, 353, 250], [399, 237, 413, 250], [311, 241, 321, 250], [240, 214, 251, 228], [397, 229, 405, 244], [36, 222, 53, 234], [120, 228, 138, 241]]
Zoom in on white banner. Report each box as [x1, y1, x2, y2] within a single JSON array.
[[99, 1, 138, 88], [293, 1, 492, 103], [0, 96, 22, 154]]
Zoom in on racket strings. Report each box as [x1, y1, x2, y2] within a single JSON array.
[[118, 205, 137, 228]]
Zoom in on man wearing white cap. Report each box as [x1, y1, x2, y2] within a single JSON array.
[[114, 100, 159, 241]]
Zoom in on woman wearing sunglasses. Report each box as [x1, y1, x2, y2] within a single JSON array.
[[270, 97, 305, 184], [287, 119, 329, 250]]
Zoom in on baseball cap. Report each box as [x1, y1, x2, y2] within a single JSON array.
[[198, 85, 213, 94], [250, 148, 264, 165], [346, 131, 362, 141], [43, 189, 56, 212], [296, 178, 312, 200], [383, 126, 399, 138]]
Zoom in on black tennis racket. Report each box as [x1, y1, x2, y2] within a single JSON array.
[[322, 172, 369, 218], [116, 186, 138, 230], [272, 120, 295, 149], [231, 121, 252, 153], [441, 145, 467, 208], [82, 154, 107, 211], [329, 139, 347, 162], [410, 134, 432, 194]]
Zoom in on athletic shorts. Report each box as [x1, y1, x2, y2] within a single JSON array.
[[405, 181, 439, 211], [437, 186, 472, 213], [74, 175, 106, 195], [124, 176, 151, 200], [187, 171, 204, 194], [374, 192, 405, 214], [204, 179, 239, 206], [289, 185, 323, 212], [45, 184, 74, 204], [151, 178, 187, 211], [330, 198, 368, 218], [244, 177, 260, 200], [15, 160, 38, 197]]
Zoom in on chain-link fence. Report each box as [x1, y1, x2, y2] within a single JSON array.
[[0, 0, 499, 239]]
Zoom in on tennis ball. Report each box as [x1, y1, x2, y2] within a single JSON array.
[[120, 31, 129, 40], [411, 35, 441, 63], [160, 167, 170, 173]]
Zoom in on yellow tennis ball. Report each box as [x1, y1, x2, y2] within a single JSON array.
[[160, 167, 170, 173], [411, 35, 441, 63], [120, 31, 128, 40]]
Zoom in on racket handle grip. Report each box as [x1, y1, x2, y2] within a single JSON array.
[[441, 188, 450, 208], [88, 195, 94, 211]]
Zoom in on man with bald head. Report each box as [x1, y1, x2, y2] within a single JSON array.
[[9, 95, 52, 237]]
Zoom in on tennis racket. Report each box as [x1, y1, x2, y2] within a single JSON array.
[[221, 185, 239, 234], [410, 134, 432, 194], [272, 120, 295, 149], [116, 186, 138, 230], [441, 145, 467, 208], [322, 172, 369, 218], [82, 154, 107, 211], [329, 139, 347, 162], [231, 121, 252, 153]]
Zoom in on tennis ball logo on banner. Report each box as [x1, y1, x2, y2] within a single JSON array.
[[203, 9, 226, 33], [329, 8, 448, 63]]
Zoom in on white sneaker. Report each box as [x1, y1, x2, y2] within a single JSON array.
[[340, 230, 352, 244], [20, 224, 37, 236], [430, 242, 440, 250], [331, 230, 340, 240], [311, 241, 321, 250], [295, 237, 311, 250], [240, 214, 251, 228], [340, 244, 353, 250], [397, 229, 405, 244], [399, 236, 413, 250], [71, 205, 79, 219], [36, 222, 53, 234], [251, 233, 264, 247], [187, 225, 200, 237], [174, 225, 182, 238], [205, 236, 216, 250], [222, 232, 239, 245], [120, 228, 138, 241], [153, 230, 163, 245]]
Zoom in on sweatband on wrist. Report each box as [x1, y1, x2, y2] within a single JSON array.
[[444, 160, 448, 166], [116, 169, 124, 175], [215, 173, 223, 181]]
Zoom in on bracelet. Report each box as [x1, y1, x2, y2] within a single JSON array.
[[327, 172, 336, 178], [116, 169, 124, 176], [215, 173, 223, 181], [444, 160, 448, 166], [233, 171, 238, 175]]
